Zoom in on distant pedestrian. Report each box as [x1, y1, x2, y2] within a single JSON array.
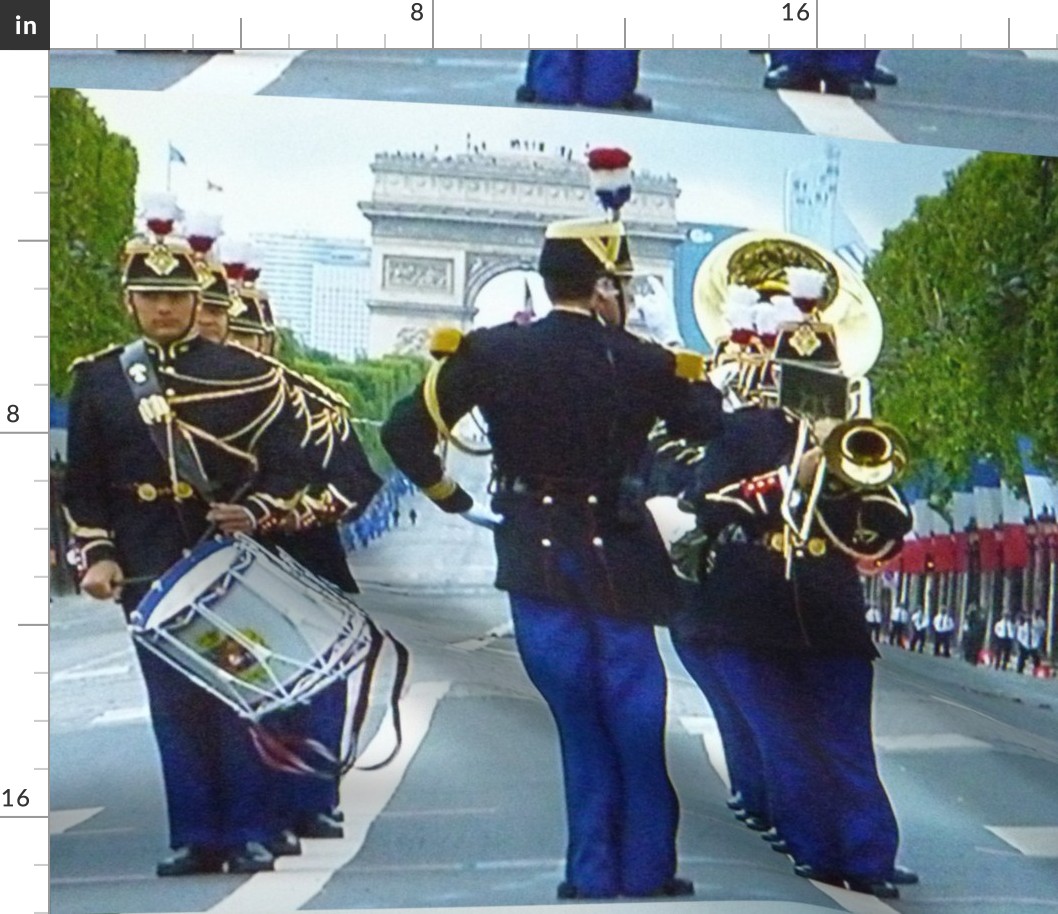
[[393, 507, 401, 527], [992, 611, 1016, 670], [889, 603, 909, 647], [409, 508, 418, 526], [909, 607, 930, 653], [1015, 611, 1045, 673], [932, 607, 956, 657], [961, 606, 985, 664], [865, 606, 883, 643]]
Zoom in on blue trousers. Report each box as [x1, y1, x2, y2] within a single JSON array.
[[524, 51, 640, 106], [509, 596, 678, 897], [712, 648, 899, 880], [672, 639, 770, 824], [770, 50, 880, 80], [136, 643, 272, 852], [269, 679, 347, 829]]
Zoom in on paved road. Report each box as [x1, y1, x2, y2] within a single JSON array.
[[50, 452, 1058, 914], [49, 49, 1058, 156]]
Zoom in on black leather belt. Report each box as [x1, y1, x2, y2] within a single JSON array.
[[112, 481, 197, 502], [493, 475, 615, 498]]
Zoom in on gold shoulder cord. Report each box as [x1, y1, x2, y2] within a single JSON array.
[[422, 359, 491, 457]]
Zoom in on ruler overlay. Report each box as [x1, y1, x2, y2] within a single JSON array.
[[12, 1, 1058, 912], [48, 0, 1058, 49], [2, 3, 50, 913]]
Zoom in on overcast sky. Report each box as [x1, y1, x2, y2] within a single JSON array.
[[80, 88, 973, 251]]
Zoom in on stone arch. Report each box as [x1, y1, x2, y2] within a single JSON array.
[[359, 148, 683, 356]]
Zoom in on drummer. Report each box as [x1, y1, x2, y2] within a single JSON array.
[[62, 194, 309, 876], [221, 252, 385, 844]]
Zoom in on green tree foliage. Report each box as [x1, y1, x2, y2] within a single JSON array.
[[866, 153, 1058, 498], [277, 332, 427, 471], [50, 89, 139, 395]]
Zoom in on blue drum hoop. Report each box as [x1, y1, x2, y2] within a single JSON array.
[[131, 534, 375, 721]]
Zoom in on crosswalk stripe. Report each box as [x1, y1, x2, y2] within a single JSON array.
[[166, 50, 305, 96], [985, 826, 1058, 857], [680, 714, 730, 790], [206, 680, 451, 913], [50, 807, 104, 835], [776, 89, 898, 144], [811, 880, 902, 914]]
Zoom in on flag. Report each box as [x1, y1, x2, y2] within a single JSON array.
[[168, 143, 187, 165], [1019, 436, 1058, 519], [206, 179, 224, 192], [971, 458, 1002, 529]]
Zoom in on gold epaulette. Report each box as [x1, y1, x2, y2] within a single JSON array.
[[68, 342, 123, 372], [429, 326, 463, 359], [672, 348, 706, 382]]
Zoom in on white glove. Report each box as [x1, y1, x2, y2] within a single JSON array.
[[461, 505, 503, 530], [636, 276, 683, 345], [645, 496, 698, 551], [707, 361, 740, 393]]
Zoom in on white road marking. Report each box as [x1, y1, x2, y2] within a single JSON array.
[[681, 714, 730, 790], [49, 807, 104, 835], [1023, 51, 1058, 62], [874, 733, 991, 752], [89, 706, 149, 727], [776, 89, 899, 143], [206, 680, 451, 913], [166, 50, 305, 96], [448, 620, 515, 652], [986, 826, 1058, 857], [811, 881, 902, 913]]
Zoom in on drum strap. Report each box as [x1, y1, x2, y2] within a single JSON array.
[[120, 340, 217, 502], [343, 620, 411, 773], [247, 622, 410, 779]]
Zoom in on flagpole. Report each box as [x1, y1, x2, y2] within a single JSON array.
[[166, 144, 172, 193]]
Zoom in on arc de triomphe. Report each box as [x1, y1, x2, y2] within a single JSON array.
[[359, 148, 683, 356]]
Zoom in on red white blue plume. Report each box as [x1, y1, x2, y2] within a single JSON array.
[[723, 284, 760, 332], [785, 266, 827, 300], [139, 192, 183, 237], [184, 211, 223, 255], [586, 147, 633, 216], [769, 296, 804, 325], [218, 238, 249, 283], [243, 243, 263, 284]]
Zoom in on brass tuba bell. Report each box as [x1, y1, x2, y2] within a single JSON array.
[[692, 230, 883, 379]]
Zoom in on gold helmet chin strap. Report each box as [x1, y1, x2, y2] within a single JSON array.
[[422, 358, 492, 456]]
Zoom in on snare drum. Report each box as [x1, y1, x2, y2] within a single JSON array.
[[130, 533, 375, 722]]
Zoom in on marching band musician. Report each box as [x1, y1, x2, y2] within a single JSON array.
[[381, 149, 724, 900], [62, 195, 310, 875], [668, 234, 918, 900], [225, 250, 385, 844]]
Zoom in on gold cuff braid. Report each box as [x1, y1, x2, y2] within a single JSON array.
[[423, 477, 458, 501]]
